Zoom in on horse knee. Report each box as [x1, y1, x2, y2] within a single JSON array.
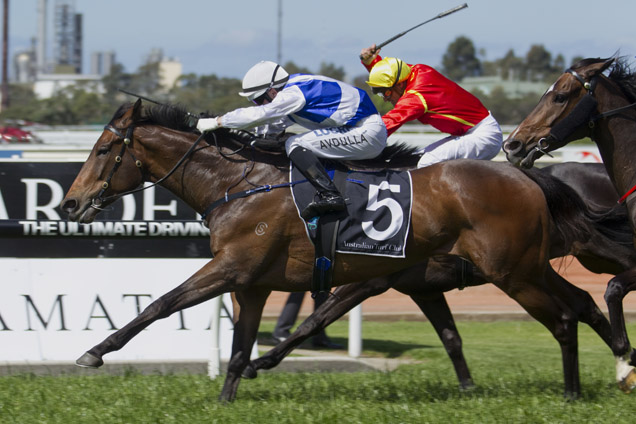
[[552, 314, 578, 345], [605, 277, 627, 304]]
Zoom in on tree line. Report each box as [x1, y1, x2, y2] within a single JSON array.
[[0, 36, 579, 126]]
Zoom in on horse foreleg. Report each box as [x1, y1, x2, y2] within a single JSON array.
[[604, 268, 636, 393], [76, 259, 231, 368], [497, 279, 581, 399], [410, 293, 474, 390], [545, 268, 630, 394], [248, 278, 394, 375], [219, 288, 270, 403], [546, 267, 613, 346]]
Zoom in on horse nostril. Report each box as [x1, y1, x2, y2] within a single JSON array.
[[61, 198, 77, 213], [503, 140, 522, 155]]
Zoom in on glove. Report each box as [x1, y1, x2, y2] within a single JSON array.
[[196, 118, 220, 133]]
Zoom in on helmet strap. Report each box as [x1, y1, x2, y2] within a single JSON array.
[[391, 60, 403, 89], [269, 64, 280, 89]]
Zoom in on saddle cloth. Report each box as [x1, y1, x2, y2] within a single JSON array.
[[290, 165, 413, 258]]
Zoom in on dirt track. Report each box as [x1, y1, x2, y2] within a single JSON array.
[[262, 256, 636, 320]]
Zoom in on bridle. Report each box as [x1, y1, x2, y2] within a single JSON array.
[[90, 123, 207, 211], [533, 67, 636, 157], [530, 66, 636, 203], [530, 69, 599, 158]]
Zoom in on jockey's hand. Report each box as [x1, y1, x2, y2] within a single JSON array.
[[197, 117, 220, 133], [360, 44, 380, 65]]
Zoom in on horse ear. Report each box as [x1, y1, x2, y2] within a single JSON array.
[[582, 58, 615, 79], [131, 98, 143, 122], [599, 57, 615, 74]]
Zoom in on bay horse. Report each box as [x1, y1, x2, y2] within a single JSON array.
[[60, 99, 607, 401], [246, 162, 636, 391], [502, 56, 636, 392]]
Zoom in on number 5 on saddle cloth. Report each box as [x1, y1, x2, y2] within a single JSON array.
[[290, 164, 413, 296]]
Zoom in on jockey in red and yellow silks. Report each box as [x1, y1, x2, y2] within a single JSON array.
[[361, 45, 503, 168]]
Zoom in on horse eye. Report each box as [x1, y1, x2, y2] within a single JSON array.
[[553, 93, 567, 104], [97, 146, 110, 156]]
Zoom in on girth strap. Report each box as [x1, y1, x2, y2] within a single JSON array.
[[455, 257, 475, 290]]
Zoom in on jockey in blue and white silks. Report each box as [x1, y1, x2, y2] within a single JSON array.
[[221, 73, 386, 160], [196, 61, 387, 220]]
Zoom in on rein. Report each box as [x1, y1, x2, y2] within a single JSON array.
[[91, 124, 207, 210], [94, 122, 298, 222]]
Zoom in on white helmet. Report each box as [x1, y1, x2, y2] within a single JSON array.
[[238, 61, 289, 101]]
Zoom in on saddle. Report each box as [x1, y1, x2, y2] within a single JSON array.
[[291, 165, 413, 297]]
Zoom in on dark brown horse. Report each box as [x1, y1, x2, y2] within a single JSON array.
[[246, 162, 636, 390], [60, 100, 606, 401], [503, 56, 636, 392]]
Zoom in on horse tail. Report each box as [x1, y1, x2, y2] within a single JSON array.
[[520, 167, 633, 250]]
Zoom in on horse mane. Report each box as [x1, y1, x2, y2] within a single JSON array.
[[607, 57, 636, 102], [143, 103, 201, 132]]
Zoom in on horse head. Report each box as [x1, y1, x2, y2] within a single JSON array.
[[503, 57, 615, 168], [61, 99, 147, 223]]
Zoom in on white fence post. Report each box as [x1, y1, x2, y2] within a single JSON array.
[[207, 295, 222, 379], [348, 303, 362, 357]]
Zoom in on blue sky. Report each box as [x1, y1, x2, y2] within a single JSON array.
[[7, 0, 636, 81]]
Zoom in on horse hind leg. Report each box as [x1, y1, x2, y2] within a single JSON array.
[[604, 268, 636, 393], [544, 266, 636, 392], [219, 289, 269, 403], [248, 277, 395, 376], [410, 292, 474, 390], [546, 266, 612, 346], [495, 278, 581, 400]]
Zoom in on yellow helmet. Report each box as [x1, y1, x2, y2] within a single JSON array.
[[366, 57, 411, 88]]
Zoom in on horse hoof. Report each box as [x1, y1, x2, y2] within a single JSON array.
[[76, 352, 104, 368], [459, 381, 475, 391], [618, 368, 636, 394], [241, 364, 258, 379]]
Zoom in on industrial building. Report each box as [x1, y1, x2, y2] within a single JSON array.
[[8, 0, 181, 101]]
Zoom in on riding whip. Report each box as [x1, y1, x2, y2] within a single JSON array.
[[361, 3, 469, 59], [118, 88, 166, 106]]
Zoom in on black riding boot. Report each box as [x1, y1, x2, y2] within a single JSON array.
[[289, 147, 346, 220]]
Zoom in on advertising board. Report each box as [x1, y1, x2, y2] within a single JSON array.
[[0, 161, 250, 365]]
